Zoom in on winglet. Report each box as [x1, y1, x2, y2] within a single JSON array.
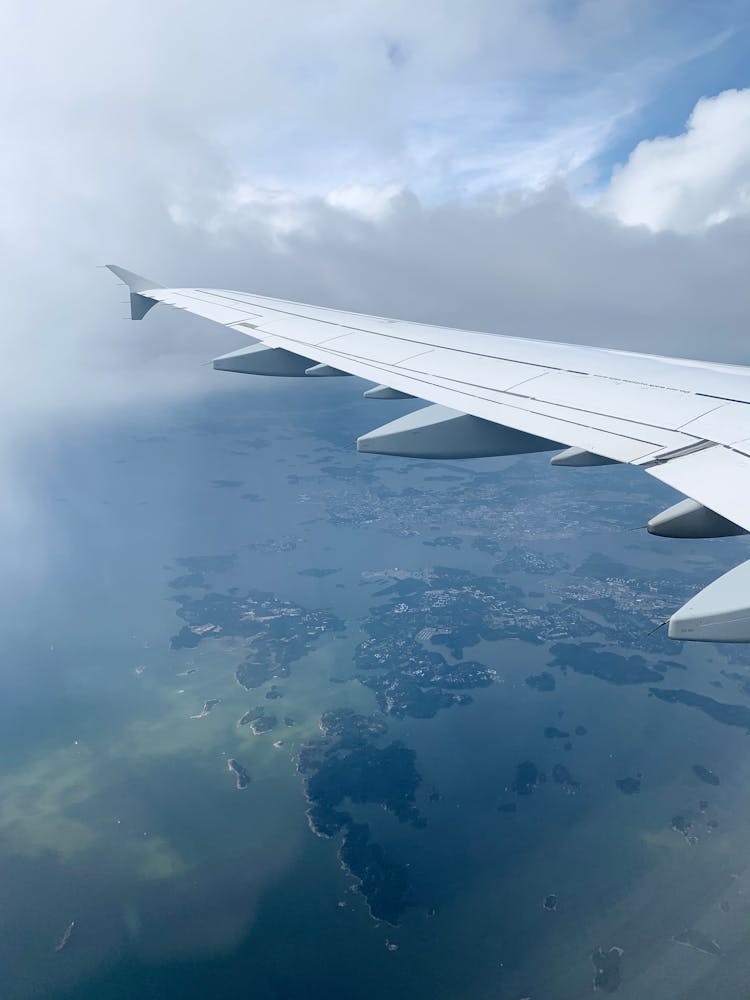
[[105, 264, 163, 293], [106, 264, 163, 320]]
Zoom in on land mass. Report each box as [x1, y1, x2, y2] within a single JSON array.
[[650, 688, 750, 731], [297, 708, 422, 924]]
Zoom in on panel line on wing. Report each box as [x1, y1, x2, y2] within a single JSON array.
[[254, 324, 695, 449], [265, 332, 687, 460], [333, 352, 712, 441]]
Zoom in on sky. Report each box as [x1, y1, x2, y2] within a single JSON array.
[[2, 0, 750, 561]]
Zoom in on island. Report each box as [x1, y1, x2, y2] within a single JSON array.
[[512, 761, 541, 797], [526, 671, 556, 692], [591, 946, 623, 992], [650, 688, 750, 731], [671, 814, 697, 845], [552, 763, 580, 793], [227, 758, 250, 790], [55, 920, 75, 953], [338, 822, 410, 928], [169, 587, 344, 699], [550, 643, 673, 686], [616, 776, 641, 795], [423, 535, 462, 549], [237, 707, 277, 734], [673, 928, 721, 956], [296, 708, 422, 924], [190, 698, 221, 719], [692, 764, 720, 785]]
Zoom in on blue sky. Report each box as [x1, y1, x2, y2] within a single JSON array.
[[186, 1, 750, 208], [597, 13, 750, 186]]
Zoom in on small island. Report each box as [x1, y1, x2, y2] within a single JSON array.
[[227, 758, 250, 790], [238, 707, 277, 734], [525, 671, 556, 692], [55, 920, 75, 953], [190, 698, 221, 719], [674, 928, 721, 956], [512, 761, 541, 797], [671, 814, 698, 845], [591, 945, 623, 992], [616, 776, 641, 795], [692, 764, 720, 786], [552, 763, 580, 793], [423, 535, 462, 549]]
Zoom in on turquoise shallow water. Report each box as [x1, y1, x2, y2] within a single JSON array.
[[3, 381, 750, 999]]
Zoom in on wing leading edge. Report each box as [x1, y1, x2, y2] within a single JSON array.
[[106, 265, 750, 642]]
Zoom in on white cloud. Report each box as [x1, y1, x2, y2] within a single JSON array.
[[325, 183, 404, 220], [604, 87, 750, 232]]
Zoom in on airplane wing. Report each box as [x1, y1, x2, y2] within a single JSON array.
[[107, 264, 750, 643]]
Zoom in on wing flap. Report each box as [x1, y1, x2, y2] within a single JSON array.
[[647, 446, 750, 533]]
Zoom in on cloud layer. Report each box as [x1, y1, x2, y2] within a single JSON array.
[[1, 2, 749, 439]]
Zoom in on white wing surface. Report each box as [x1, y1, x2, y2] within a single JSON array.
[[107, 265, 750, 642]]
